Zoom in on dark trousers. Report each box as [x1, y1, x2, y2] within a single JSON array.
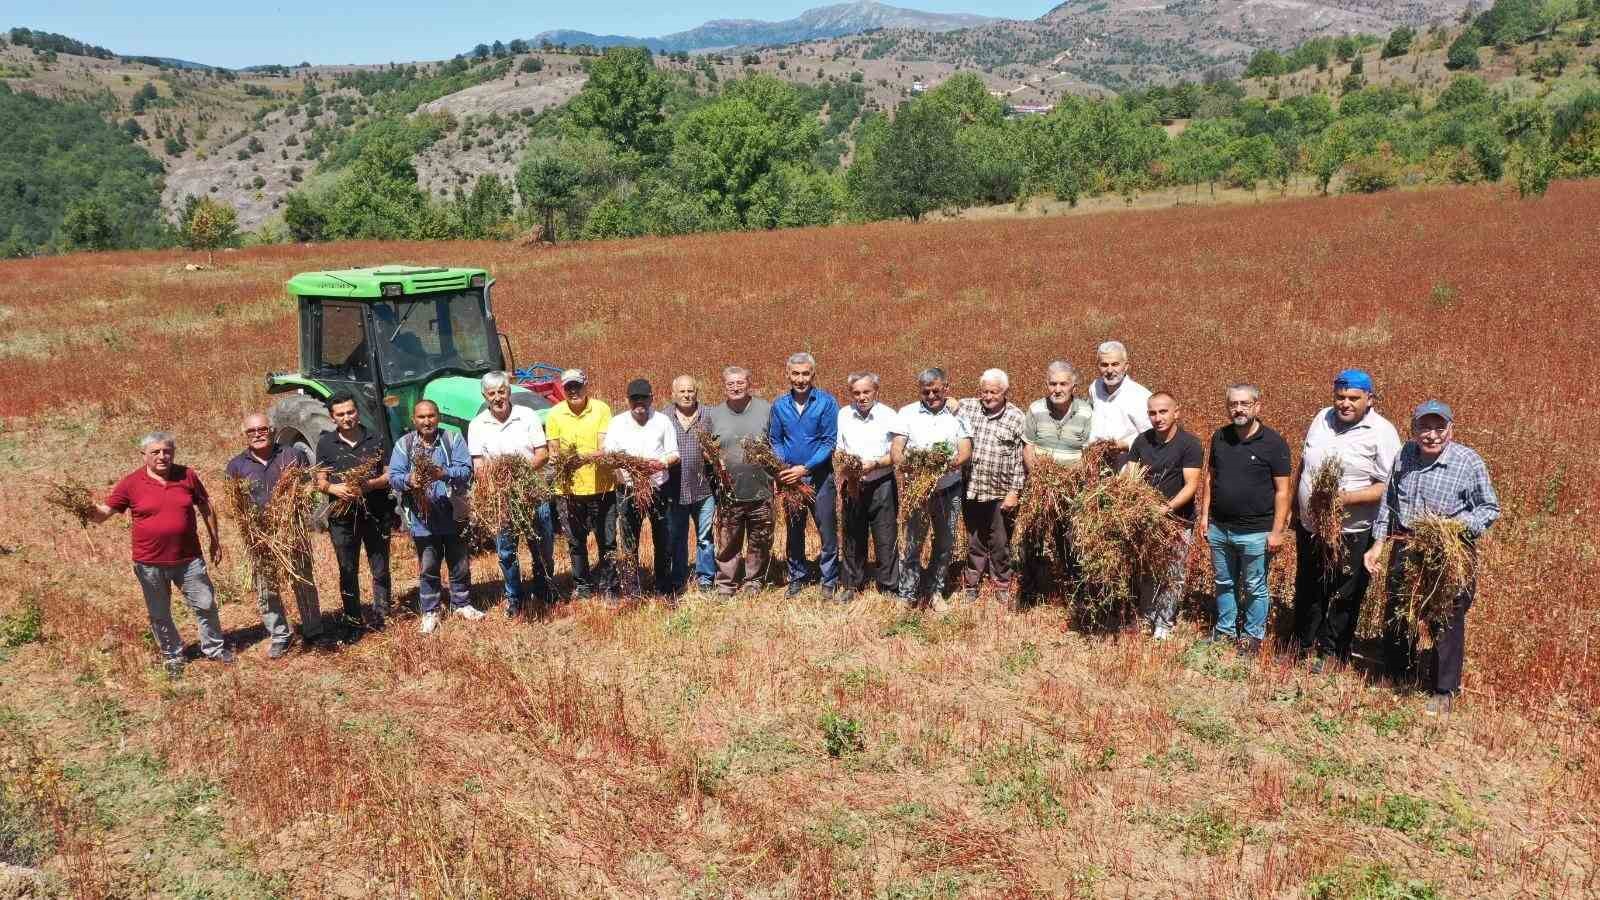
[[1380, 542, 1474, 695], [786, 469, 840, 587], [962, 498, 1016, 591], [328, 514, 391, 620], [1292, 525, 1373, 661], [414, 533, 471, 614], [841, 475, 897, 591], [560, 492, 618, 597], [616, 485, 671, 594], [715, 498, 775, 594]]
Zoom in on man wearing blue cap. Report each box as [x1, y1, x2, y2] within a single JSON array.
[[1364, 400, 1499, 716], [1291, 369, 1401, 670]]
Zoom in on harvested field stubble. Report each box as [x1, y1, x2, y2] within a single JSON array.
[[2, 182, 1598, 897]]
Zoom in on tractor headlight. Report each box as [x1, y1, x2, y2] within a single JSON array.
[[380, 282, 403, 297], [469, 275, 486, 288]]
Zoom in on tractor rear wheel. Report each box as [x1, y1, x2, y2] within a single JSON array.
[[268, 394, 336, 530], [268, 393, 334, 464]]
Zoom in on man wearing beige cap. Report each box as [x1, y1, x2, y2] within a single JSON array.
[[545, 369, 617, 600]]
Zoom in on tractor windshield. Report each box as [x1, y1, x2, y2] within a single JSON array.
[[370, 290, 496, 385]]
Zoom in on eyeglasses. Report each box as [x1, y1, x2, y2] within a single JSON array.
[[244, 427, 272, 435], [1415, 425, 1449, 436]]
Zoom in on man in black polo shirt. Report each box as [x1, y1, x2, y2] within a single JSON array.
[[1199, 383, 1291, 656], [1125, 391, 1203, 640], [315, 392, 394, 637]]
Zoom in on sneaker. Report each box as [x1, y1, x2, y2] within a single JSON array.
[[1424, 693, 1454, 717], [210, 647, 238, 664], [1152, 625, 1172, 642], [267, 641, 292, 660], [839, 588, 858, 603], [737, 582, 764, 596], [785, 582, 807, 598], [1307, 655, 1326, 675], [163, 657, 186, 679], [821, 584, 838, 601], [453, 605, 486, 622], [419, 612, 441, 635]]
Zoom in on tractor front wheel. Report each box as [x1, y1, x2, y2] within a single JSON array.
[[268, 393, 334, 464]]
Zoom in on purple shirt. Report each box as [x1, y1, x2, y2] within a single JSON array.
[[224, 444, 310, 508]]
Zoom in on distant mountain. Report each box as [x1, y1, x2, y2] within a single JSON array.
[[532, 0, 995, 52]]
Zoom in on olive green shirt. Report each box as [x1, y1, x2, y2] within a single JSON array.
[[1022, 397, 1093, 463]]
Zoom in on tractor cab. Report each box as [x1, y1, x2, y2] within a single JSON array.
[[266, 265, 556, 462]]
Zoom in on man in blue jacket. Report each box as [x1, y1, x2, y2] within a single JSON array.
[[769, 352, 841, 598], [388, 400, 480, 635]]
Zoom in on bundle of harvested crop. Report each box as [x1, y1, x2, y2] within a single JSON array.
[[895, 441, 953, 542], [1010, 454, 1078, 564], [695, 429, 733, 498], [1069, 464, 1187, 610], [407, 453, 446, 520], [1306, 457, 1347, 574], [741, 435, 814, 519], [833, 450, 864, 506], [596, 451, 666, 514], [1396, 514, 1473, 647], [326, 455, 382, 520], [468, 455, 553, 544], [44, 477, 98, 527]]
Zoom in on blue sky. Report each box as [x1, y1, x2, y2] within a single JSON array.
[[14, 1, 1050, 68]]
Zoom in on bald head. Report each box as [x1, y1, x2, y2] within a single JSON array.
[[672, 375, 700, 412], [242, 412, 272, 452]]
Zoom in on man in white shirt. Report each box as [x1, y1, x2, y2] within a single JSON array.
[[467, 371, 552, 616], [1291, 369, 1402, 668], [604, 378, 679, 594], [1088, 340, 1152, 451], [836, 371, 898, 600], [890, 367, 973, 606]]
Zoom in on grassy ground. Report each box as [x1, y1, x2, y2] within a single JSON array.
[[2, 180, 1598, 896]]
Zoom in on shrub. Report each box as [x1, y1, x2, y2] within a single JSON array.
[[818, 710, 864, 758]]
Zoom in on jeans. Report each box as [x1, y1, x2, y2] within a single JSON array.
[[897, 483, 962, 601], [1208, 522, 1271, 640], [133, 558, 226, 660], [616, 485, 671, 594], [1293, 525, 1373, 660], [841, 475, 897, 592], [786, 469, 839, 588], [667, 494, 717, 592], [250, 543, 323, 645], [560, 492, 618, 597], [328, 514, 391, 621], [1136, 528, 1192, 632], [496, 500, 555, 610], [962, 498, 1015, 591], [714, 498, 774, 594], [1380, 541, 1474, 695], [414, 534, 471, 614]]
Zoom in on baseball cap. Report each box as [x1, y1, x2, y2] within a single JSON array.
[[1412, 400, 1453, 424], [1333, 369, 1374, 393], [560, 368, 587, 387], [626, 378, 652, 398]]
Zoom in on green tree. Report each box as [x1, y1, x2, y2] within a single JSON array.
[[920, 72, 1006, 127], [669, 76, 822, 226], [1171, 118, 1237, 196], [1447, 28, 1484, 68], [1244, 50, 1286, 78], [1382, 26, 1416, 58], [516, 150, 581, 242], [282, 192, 328, 242], [60, 197, 113, 251], [323, 138, 430, 240], [453, 173, 514, 239], [847, 100, 972, 221], [1437, 75, 1490, 111], [184, 196, 238, 264], [566, 47, 670, 160]]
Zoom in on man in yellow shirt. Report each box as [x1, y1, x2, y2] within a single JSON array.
[[545, 369, 617, 600]]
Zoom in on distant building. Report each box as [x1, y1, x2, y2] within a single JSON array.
[[911, 80, 927, 94], [1007, 103, 1055, 118]]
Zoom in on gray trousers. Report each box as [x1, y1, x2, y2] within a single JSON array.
[[897, 483, 962, 601], [251, 547, 323, 645], [1135, 527, 1192, 631], [133, 558, 226, 660]]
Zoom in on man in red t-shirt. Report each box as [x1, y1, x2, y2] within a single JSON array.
[[88, 431, 234, 677]]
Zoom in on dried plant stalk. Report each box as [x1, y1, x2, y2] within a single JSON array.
[[896, 441, 953, 544], [326, 455, 382, 520], [551, 444, 583, 495], [833, 450, 864, 506], [408, 453, 445, 520], [1306, 457, 1347, 574], [695, 429, 733, 498], [741, 435, 815, 519], [229, 464, 323, 589], [597, 451, 666, 515], [468, 455, 554, 544], [1069, 464, 1187, 611], [45, 477, 98, 527], [1396, 514, 1473, 648], [1011, 454, 1079, 565]]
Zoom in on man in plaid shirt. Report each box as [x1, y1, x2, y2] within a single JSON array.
[[1364, 400, 1500, 716], [957, 369, 1027, 603]]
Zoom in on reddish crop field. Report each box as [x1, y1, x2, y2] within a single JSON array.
[[1, 182, 1596, 897]]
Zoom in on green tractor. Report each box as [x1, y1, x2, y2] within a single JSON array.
[[265, 265, 560, 462]]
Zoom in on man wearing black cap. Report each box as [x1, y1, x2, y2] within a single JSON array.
[[1291, 369, 1401, 669], [545, 368, 617, 600], [604, 379, 679, 594], [1365, 400, 1499, 716]]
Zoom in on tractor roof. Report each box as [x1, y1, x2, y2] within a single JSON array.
[[285, 265, 493, 299]]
